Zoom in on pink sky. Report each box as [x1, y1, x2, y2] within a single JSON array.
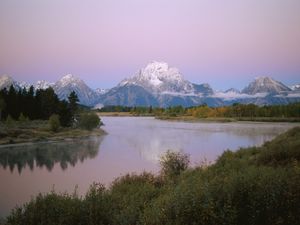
[[0, 0, 299, 90]]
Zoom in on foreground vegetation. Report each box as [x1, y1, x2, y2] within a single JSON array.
[[3, 127, 300, 225]]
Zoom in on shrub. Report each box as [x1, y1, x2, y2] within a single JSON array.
[[256, 127, 300, 166], [109, 172, 160, 225], [48, 114, 60, 132], [160, 150, 190, 180], [5, 115, 15, 127], [78, 113, 100, 130], [18, 113, 29, 122]]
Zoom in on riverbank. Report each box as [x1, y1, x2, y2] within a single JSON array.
[[97, 112, 154, 117], [156, 115, 300, 123], [97, 112, 300, 122], [97, 112, 134, 117], [0, 120, 106, 145]]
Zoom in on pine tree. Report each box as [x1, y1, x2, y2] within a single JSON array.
[[7, 85, 18, 119], [0, 96, 6, 121], [68, 91, 79, 114]]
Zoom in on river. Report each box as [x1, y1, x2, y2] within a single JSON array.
[[0, 117, 298, 217]]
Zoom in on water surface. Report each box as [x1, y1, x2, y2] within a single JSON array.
[[0, 117, 298, 217]]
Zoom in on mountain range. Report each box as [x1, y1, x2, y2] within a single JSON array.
[[1, 61, 300, 107]]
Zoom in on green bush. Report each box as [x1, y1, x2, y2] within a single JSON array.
[[18, 113, 29, 122], [78, 113, 101, 130], [160, 150, 190, 180], [48, 114, 60, 132], [108, 172, 160, 225], [5, 115, 15, 126], [256, 127, 300, 166]]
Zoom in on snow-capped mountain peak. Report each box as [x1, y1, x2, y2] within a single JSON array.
[[0, 75, 14, 89], [53, 74, 99, 106], [35, 80, 54, 90], [242, 76, 291, 95], [118, 61, 209, 96], [0, 74, 25, 90], [57, 74, 83, 87], [139, 61, 184, 84]]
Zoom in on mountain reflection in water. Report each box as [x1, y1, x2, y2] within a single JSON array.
[[0, 137, 103, 173]]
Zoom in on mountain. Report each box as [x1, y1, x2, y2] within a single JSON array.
[[97, 61, 216, 107], [95, 88, 109, 95], [52, 74, 99, 106], [1, 66, 300, 107], [0, 74, 100, 106], [0, 75, 32, 91], [119, 61, 213, 96], [242, 77, 291, 95], [34, 80, 54, 90], [291, 84, 300, 91], [100, 84, 159, 106], [0, 75, 20, 90], [225, 88, 240, 93]]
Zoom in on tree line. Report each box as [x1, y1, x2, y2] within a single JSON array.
[[185, 103, 300, 118], [0, 85, 79, 127], [98, 103, 300, 118]]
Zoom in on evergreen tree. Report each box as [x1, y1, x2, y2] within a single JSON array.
[[26, 86, 35, 119], [0, 96, 6, 121], [68, 91, 79, 114], [58, 100, 73, 127], [37, 87, 59, 119], [7, 85, 18, 119]]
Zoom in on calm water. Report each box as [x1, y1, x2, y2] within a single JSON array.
[[0, 117, 299, 217]]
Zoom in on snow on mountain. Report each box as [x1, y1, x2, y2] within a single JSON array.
[[19, 81, 31, 90], [242, 77, 291, 95], [95, 88, 109, 95], [53, 74, 99, 106], [97, 61, 216, 107], [290, 84, 300, 91], [34, 80, 54, 90], [0, 75, 19, 90], [0, 75, 32, 90], [118, 61, 212, 96]]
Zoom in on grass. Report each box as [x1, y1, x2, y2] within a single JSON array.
[[0, 120, 106, 145], [2, 126, 300, 225]]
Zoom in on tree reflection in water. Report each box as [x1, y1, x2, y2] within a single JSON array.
[[0, 137, 103, 173]]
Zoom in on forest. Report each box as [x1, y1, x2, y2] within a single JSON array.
[[0, 85, 79, 127]]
